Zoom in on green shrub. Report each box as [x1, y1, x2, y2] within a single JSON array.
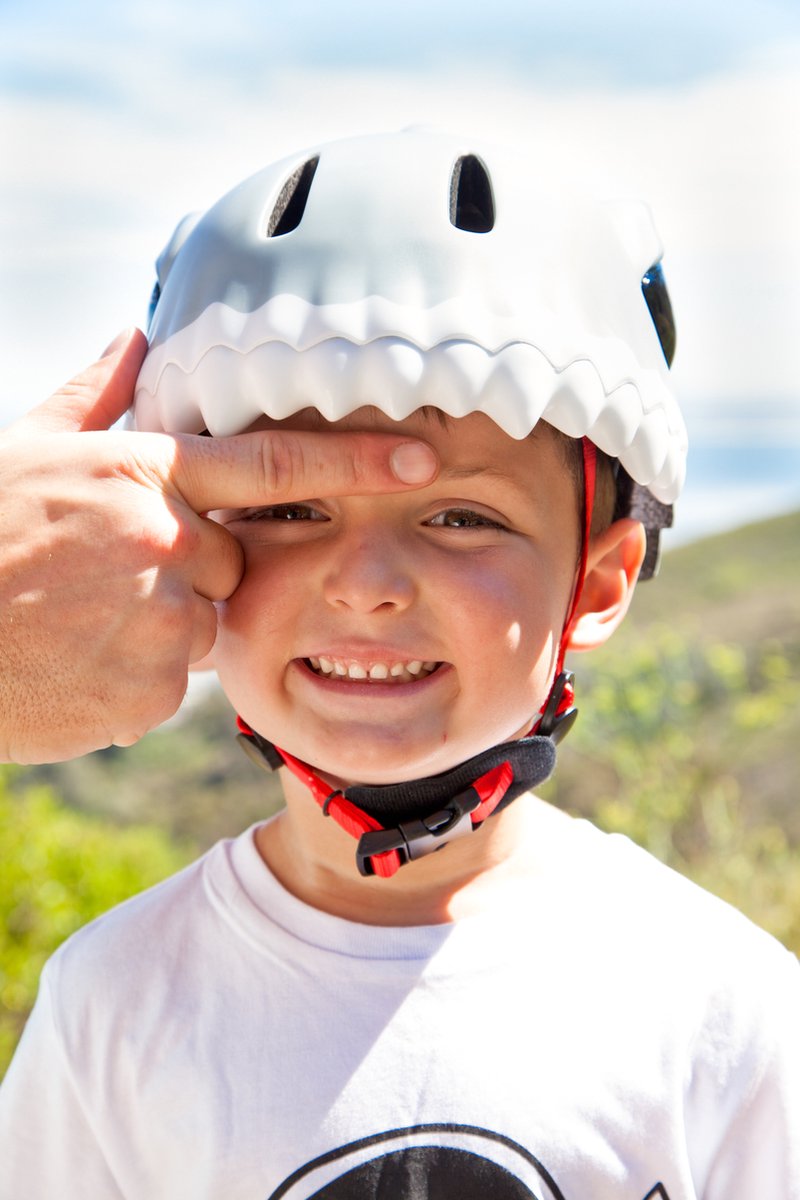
[[0, 769, 192, 1079]]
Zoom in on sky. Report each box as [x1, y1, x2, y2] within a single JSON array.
[[1, 0, 799, 540]]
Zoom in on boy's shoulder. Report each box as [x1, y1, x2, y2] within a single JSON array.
[[44, 838, 224, 1000], [573, 819, 784, 943], [533, 815, 798, 992], [581, 822, 799, 1019]]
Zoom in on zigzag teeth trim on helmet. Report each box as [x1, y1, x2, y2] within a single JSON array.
[[139, 366, 206, 434], [476, 344, 553, 438], [623, 406, 671, 489], [543, 361, 608, 438], [238, 342, 297, 426], [203, 352, 269, 437], [138, 294, 665, 400], [640, 452, 682, 506], [662, 446, 687, 500], [414, 342, 466, 415], [381, 341, 429, 414], [584, 383, 643, 454], [418, 341, 495, 423], [135, 328, 686, 503]]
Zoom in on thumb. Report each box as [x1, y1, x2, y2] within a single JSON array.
[[12, 328, 148, 434]]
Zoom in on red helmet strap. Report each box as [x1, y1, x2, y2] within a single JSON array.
[[533, 436, 597, 737]]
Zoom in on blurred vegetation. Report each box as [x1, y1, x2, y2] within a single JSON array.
[[1, 510, 798, 1078], [0, 776, 192, 1076]]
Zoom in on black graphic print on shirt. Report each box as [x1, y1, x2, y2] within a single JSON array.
[[266, 1124, 670, 1200]]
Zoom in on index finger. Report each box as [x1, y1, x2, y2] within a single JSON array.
[[167, 429, 440, 514]]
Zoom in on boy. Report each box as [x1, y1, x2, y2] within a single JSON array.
[[1, 130, 797, 1198]]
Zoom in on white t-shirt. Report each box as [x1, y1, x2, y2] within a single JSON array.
[[1, 816, 798, 1200]]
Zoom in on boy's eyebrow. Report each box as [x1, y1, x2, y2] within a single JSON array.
[[441, 463, 518, 483], [438, 462, 538, 506]]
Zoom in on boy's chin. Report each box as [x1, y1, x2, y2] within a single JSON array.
[[257, 709, 540, 789], [296, 734, 529, 790], [306, 761, 445, 791], [287, 743, 463, 791]]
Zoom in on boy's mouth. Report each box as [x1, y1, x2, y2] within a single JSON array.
[[304, 656, 442, 684]]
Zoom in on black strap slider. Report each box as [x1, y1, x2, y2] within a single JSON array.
[[356, 787, 481, 876], [321, 789, 344, 817], [537, 671, 578, 744], [236, 729, 284, 772]]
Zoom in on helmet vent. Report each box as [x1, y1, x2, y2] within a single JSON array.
[[450, 155, 494, 233], [641, 261, 676, 367], [267, 156, 320, 237]]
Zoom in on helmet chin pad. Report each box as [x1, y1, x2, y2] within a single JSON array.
[[236, 718, 558, 878]]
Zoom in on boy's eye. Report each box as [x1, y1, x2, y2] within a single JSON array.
[[427, 508, 505, 530], [241, 503, 327, 522]]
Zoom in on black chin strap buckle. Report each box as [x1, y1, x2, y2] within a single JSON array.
[[537, 671, 578, 744], [356, 787, 481, 877], [236, 727, 284, 772]]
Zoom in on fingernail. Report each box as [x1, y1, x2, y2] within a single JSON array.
[[390, 441, 438, 484], [100, 328, 134, 358]]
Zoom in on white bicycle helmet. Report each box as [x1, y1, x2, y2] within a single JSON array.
[[134, 128, 685, 579]]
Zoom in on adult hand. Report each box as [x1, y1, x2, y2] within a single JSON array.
[[0, 329, 438, 764]]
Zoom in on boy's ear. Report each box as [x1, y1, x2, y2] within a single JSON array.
[[566, 518, 646, 652]]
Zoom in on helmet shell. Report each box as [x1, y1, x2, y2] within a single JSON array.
[[134, 129, 686, 516]]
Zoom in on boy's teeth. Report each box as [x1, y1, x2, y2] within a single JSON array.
[[307, 656, 440, 683]]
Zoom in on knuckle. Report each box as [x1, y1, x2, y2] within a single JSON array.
[[344, 441, 370, 489], [256, 430, 375, 498], [162, 512, 202, 563], [257, 432, 298, 496], [258, 433, 306, 498], [113, 431, 173, 483]]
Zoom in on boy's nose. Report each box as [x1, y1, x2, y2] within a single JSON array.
[[322, 536, 416, 614]]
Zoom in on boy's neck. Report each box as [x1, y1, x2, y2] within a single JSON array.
[[253, 774, 574, 926]]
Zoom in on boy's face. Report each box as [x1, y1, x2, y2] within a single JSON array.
[[211, 409, 581, 787]]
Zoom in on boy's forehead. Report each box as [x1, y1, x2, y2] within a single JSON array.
[[245, 404, 447, 436], [244, 405, 558, 477]]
